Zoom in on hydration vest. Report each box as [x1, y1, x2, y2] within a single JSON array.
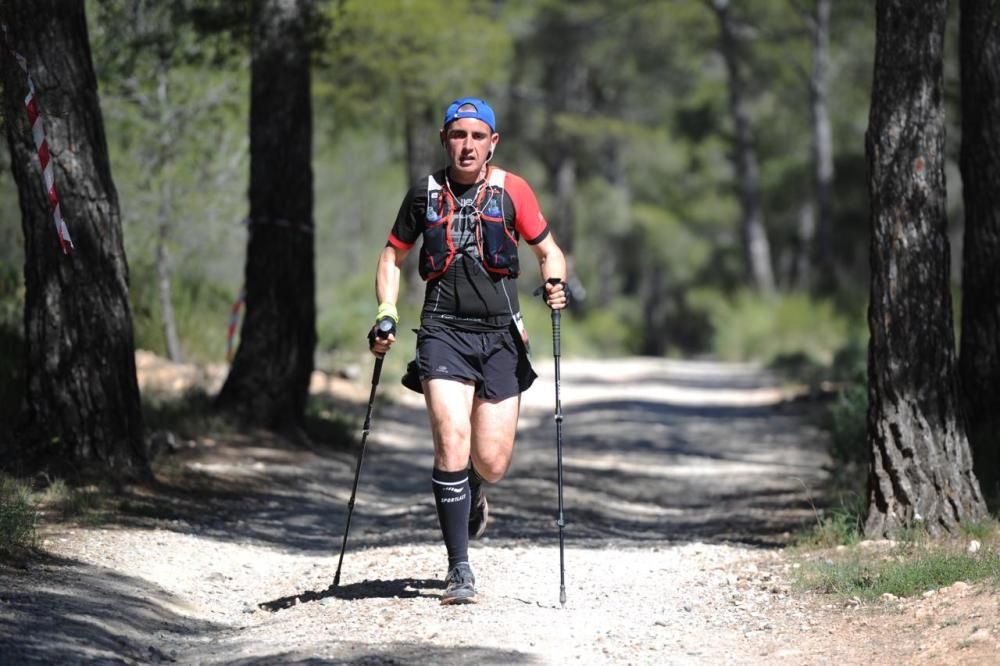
[[419, 167, 521, 281]]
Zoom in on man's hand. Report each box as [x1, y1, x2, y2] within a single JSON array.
[[544, 278, 568, 310], [368, 317, 397, 358]]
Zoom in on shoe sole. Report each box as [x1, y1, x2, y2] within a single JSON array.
[[440, 593, 477, 605], [469, 495, 489, 540]]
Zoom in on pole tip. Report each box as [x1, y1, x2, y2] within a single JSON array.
[[560, 589, 566, 606]]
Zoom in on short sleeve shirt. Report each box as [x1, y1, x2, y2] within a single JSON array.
[[388, 167, 550, 328]]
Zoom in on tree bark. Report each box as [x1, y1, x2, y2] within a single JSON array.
[[958, 0, 1000, 503], [216, 0, 316, 433], [865, 0, 985, 537], [0, 0, 148, 479], [793, 201, 816, 290], [156, 186, 182, 363], [810, 0, 836, 293], [712, 0, 776, 294], [154, 64, 182, 363]]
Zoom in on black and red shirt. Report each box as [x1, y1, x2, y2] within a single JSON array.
[[388, 167, 549, 330]]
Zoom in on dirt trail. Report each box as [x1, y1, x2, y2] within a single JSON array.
[[1, 357, 997, 664]]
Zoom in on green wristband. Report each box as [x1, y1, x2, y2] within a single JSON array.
[[376, 302, 399, 324]]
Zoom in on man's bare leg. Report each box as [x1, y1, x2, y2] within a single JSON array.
[[423, 378, 478, 603], [470, 394, 520, 482]]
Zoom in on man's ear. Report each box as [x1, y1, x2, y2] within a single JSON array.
[[439, 129, 447, 146], [487, 133, 499, 161]]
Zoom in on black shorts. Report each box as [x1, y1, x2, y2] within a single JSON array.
[[402, 324, 537, 400]]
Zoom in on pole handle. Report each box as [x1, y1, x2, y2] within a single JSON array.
[[551, 309, 561, 357]]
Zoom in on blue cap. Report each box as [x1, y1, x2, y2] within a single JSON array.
[[442, 97, 497, 133]]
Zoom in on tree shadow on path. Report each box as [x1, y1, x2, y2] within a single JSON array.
[[0, 553, 224, 664], [82, 359, 831, 555], [258, 576, 445, 611]]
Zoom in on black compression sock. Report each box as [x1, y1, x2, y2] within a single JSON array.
[[468, 461, 483, 493], [432, 467, 471, 569]]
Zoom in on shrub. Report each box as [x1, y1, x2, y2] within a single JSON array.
[[829, 380, 869, 473], [0, 475, 37, 560], [689, 289, 860, 365], [798, 492, 866, 548]]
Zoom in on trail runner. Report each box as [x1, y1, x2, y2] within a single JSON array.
[[370, 96, 567, 604]]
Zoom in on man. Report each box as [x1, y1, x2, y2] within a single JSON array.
[[370, 96, 567, 605]]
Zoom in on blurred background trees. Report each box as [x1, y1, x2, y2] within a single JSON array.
[[1, 0, 996, 529], [2, 0, 882, 374]]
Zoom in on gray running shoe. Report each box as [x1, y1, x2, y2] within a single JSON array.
[[441, 562, 477, 605], [468, 478, 489, 539]]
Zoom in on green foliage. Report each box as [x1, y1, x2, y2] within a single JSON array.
[[829, 378, 869, 473], [39, 479, 107, 521], [797, 546, 1000, 601], [90, 2, 249, 363], [517, 291, 601, 359], [961, 519, 999, 541], [130, 262, 239, 363], [808, 340, 869, 529], [304, 395, 358, 448], [0, 475, 37, 560], [319, 0, 511, 128], [570, 298, 643, 357], [0, 0, 887, 384], [690, 289, 858, 364], [797, 492, 866, 548]]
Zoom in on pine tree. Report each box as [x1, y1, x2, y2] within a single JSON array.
[[1, 0, 148, 479], [864, 0, 985, 535]]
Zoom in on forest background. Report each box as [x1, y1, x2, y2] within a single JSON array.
[[3, 0, 986, 513], [1, 0, 891, 377]]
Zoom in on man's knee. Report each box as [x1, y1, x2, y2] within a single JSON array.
[[432, 418, 470, 448], [472, 446, 514, 483], [431, 424, 472, 471]]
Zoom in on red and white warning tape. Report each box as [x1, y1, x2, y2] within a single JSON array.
[[2, 22, 74, 254], [226, 288, 246, 362]]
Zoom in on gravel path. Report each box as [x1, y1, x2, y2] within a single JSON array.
[[0, 358, 906, 664]]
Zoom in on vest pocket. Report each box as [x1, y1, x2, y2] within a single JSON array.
[[479, 216, 519, 276], [420, 217, 452, 280]]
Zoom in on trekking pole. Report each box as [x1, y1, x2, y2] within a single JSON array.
[[332, 317, 396, 590], [548, 278, 568, 607]]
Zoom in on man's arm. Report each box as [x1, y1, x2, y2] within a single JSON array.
[[529, 234, 568, 310], [376, 243, 408, 305], [371, 244, 410, 355]]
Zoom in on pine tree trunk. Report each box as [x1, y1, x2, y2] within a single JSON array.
[[542, 48, 588, 295], [0, 0, 148, 479], [810, 0, 835, 293], [958, 0, 1000, 504], [404, 104, 437, 187], [154, 65, 182, 363], [865, 0, 985, 536], [156, 201, 182, 363], [712, 0, 776, 293], [402, 104, 436, 302], [216, 0, 316, 433]]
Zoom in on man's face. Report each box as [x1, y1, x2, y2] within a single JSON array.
[[441, 118, 499, 182]]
